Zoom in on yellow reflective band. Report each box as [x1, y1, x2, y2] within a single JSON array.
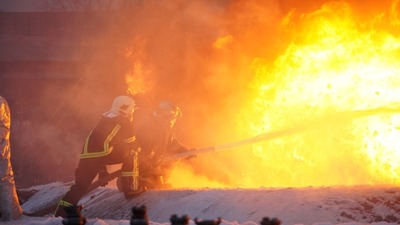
[[59, 200, 74, 207], [123, 136, 136, 144], [104, 124, 121, 151], [121, 171, 134, 177], [80, 124, 121, 159], [82, 129, 94, 156], [81, 146, 114, 159]]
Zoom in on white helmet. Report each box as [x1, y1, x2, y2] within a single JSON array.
[[103, 95, 136, 118]]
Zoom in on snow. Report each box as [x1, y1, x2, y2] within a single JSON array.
[[3, 182, 399, 225]]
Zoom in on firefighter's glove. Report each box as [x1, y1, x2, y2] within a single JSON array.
[[184, 148, 197, 161], [98, 167, 110, 187], [154, 155, 166, 166]]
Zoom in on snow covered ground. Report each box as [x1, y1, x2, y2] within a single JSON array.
[[4, 182, 400, 225]]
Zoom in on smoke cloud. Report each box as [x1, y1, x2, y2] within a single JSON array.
[[4, 0, 400, 188]]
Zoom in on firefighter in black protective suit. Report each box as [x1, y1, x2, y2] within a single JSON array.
[[55, 95, 142, 217], [134, 100, 196, 189]]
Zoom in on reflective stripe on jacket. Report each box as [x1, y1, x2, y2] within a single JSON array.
[[80, 115, 136, 159]]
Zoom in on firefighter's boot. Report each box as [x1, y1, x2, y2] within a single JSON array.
[[119, 177, 144, 199], [54, 200, 73, 218]]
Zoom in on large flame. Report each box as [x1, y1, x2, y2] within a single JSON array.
[[122, 1, 400, 189], [125, 38, 153, 96], [166, 1, 400, 188], [243, 1, 400, 187]]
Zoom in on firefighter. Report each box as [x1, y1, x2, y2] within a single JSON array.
[[0, 96, 22, 221], [55, 95, 142, 217], [135, 100, 196, 189]]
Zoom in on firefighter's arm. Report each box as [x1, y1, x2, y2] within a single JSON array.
[[98, 165, 109, 177], [184, 149, 197, 160], [169, 138, 197, 160], [180, 147, 197, 161]]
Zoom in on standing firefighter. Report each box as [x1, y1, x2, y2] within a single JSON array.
[[55, 95, 142, 217], [0, 96, 22, 221], [135, 100, 196, 189]]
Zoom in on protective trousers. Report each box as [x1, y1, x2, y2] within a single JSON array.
[[55, 150, 135, 217]]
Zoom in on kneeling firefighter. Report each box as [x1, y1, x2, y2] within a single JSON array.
[[134, 100, 196, 189], [55, 95, 141, 217]]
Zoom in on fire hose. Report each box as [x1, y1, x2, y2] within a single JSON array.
[[25, 105, 400, 217], [166, 104, 400, 161]]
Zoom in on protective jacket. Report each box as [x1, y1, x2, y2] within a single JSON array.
[[135, 113, 189, 187], [0, 96, 22, 221], [55, 114, 139, 217]]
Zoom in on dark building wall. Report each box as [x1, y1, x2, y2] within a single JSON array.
[[0, 12, 83, 36], [0, 12, 126, 187], [0, 12, 86, 123]]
